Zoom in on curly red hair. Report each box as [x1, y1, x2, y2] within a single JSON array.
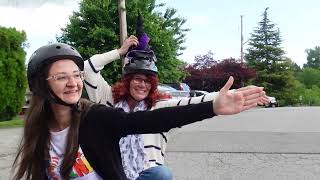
[[112, 74, 169, 109]]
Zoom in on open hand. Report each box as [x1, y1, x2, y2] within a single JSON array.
[[213, 76, 266, 115], [236, 85, 270, 106], [118, 35, 139, 56]]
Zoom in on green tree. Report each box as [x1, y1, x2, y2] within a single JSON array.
[[300, 85, 320, 106], [0, 27, 27, 121], [297, 67, 320, 88], [185, 51, 256, 92], [245, 8, 297, 105], [304, 46, 320, 69], [57, 0, 189, 84]]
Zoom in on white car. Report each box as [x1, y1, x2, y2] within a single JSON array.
[[266, 96, 278, 107], [157, 84, 190, 100], [189, 90, 208, 97]]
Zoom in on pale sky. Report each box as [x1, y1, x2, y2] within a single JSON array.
[[1, 0, 319, 67]]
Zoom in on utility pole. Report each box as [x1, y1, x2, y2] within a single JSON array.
[[240, 15, 245, 87], [118, 0, 128, 65], [240, 15, 244, 63]]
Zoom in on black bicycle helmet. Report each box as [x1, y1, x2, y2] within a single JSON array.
[[123, 13, 158, 76], [27, 43, 84, 106], [123, 50, 158, 76]]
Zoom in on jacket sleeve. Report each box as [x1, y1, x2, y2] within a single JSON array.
[[154, 92, 219, 109], [85, 101, 216, 138], [152, 92, 219, 136], [83, 50, 120, 106]]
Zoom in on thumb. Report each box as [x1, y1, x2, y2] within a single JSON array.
[[220, 76, 234, 93]]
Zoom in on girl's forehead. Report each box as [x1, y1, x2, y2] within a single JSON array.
[[49, 60, 79, 73]]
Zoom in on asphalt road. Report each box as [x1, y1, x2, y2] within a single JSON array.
[[166, 107, 320, 179], [1, 107, 320, 179]]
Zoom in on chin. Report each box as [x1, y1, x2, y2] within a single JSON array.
[[135, 96, 147, 101], [63, 96, 81, 104]]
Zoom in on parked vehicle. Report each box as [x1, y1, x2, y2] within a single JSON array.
[[157, 84, 190, 100], [266, 96, 278, 107], [167, 82, 191, 92], [19, 91, 31, 115], [189, 90, 208, 97]]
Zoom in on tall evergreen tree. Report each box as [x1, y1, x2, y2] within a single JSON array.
[[245, 8, 298, 105], [245, 7, 285, 72], [57, 0, 189, 84]]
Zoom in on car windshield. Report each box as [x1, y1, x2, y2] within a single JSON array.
[[157, 84, 178, 91], [181, 83, 191, 92]]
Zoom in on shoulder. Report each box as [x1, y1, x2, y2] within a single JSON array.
[[85, 104, 126, 122]]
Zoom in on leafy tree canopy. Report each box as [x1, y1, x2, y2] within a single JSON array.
[[245, 8, 298, 105], [58, 0, 189, 84], [304, 46, 320, 69], [185, 51, 256, 92], [297, 67, 320, 88], [0, 26, 27, 120]]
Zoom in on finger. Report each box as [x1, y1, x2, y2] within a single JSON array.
[[219, 76, 234, 93], [125, 39, 138, 48], [129, 36, 139, 42], [242, 103, 258, 111], [244, 92, 265, 106], [258, 100, 265, 105], [241, 87, 264, 97], [236, 85, 257, 92], [131, 40, 139, 46], [244, 91, 265, 101], [260, 96, 270, 104], [244, 98, 261, 106], [237, 86, 264, 93], [129, 35, 138, 40]]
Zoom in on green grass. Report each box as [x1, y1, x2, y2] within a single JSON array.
[[0, 116, 24, 128]]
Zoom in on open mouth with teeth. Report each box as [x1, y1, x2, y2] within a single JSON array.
[[64, 90, 78, 94]]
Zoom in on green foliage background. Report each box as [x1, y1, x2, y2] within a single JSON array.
[[245, 8, 301, 106], [0, 27, 27, 121], [58, 0, 189, 84]]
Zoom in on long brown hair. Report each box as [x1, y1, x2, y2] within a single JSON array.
[[12, 61, 93, 179], [12, 97, 93, 180], [112, 74, 167, 109]]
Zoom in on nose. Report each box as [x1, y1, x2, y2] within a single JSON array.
[[66, 76, 78, 86], [141, 80, 147, 86], [137, 80, 149, 88]]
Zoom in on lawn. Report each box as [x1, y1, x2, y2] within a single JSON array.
[[0, 116, 24, 128]]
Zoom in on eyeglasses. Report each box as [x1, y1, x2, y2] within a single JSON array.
[[131, 77, 151, 86], [46, 71, 85, 83]]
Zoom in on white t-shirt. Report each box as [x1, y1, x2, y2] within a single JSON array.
[[47, 127, 102, 180]]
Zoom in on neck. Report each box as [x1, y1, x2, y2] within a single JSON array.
[[127, 97, 141, 112], [50, 103, 72, 132]]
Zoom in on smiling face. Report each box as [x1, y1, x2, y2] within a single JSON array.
[[47, 59, 83, 104], [129, 74, 152, 101]]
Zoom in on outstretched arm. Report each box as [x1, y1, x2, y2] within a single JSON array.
[[213, 76, 266, 115], [84, 76, 265, 137], [155, 82, 268, 111]]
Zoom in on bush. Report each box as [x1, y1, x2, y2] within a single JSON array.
[[300, 85, 320, 106], [0, 27, 27, 121]]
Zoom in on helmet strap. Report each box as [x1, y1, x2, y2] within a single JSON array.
[[48, 89, 80, 111]]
